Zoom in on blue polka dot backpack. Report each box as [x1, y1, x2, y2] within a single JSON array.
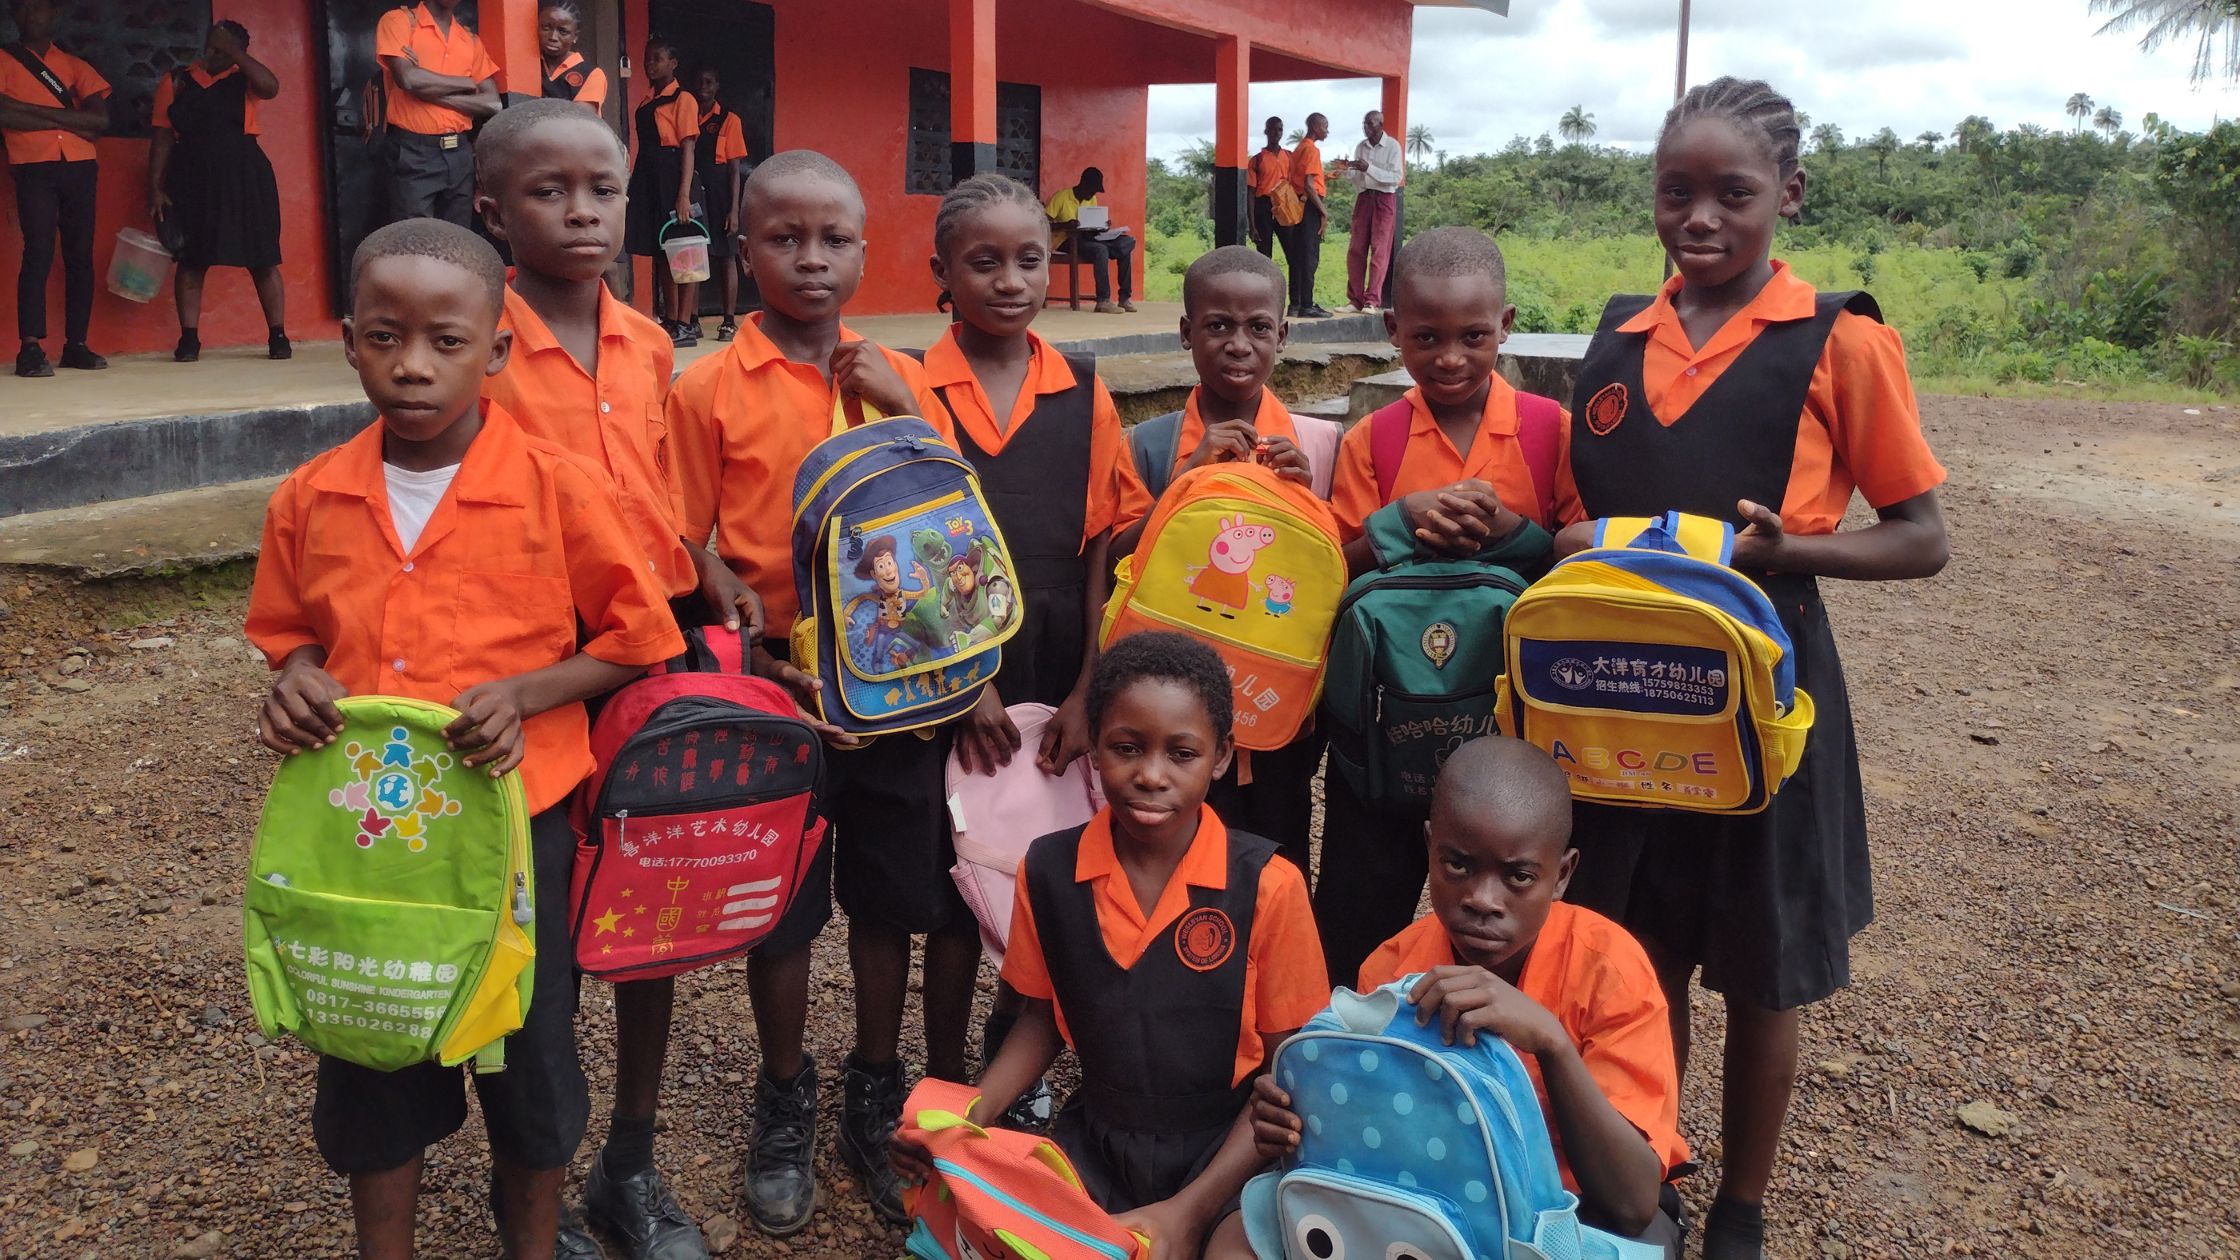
[[1240, 980, 1663, 1260]]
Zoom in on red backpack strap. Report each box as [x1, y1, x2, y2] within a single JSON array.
[[1513, 391, 1562, 525], [1368, 398, 1413, 505]]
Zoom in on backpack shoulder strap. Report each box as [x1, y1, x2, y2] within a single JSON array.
[[1130, 411, 1184, 502], [1368, 397, 1413, 505], [1818, 290, 1884, 324], [3, 43, 75, 108], [1513, 391, 1562, 525]]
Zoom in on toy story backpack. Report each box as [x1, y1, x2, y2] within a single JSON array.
[[900, 1078, 1150, 1260], [1495, 511, 1814, 814], [1099, 462, 1346, 751], [574, 625, 827, 982], [792, 413, 1023, 737], [244, 696, 533, 1074], [1241, 981, 1662, 1260]]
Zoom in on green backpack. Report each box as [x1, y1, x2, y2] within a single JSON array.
[[244, 696, 535, 1073], [1323, 503, 1549, 809]]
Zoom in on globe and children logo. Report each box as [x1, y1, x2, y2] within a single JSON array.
[[1174, 907, 1237, 972]]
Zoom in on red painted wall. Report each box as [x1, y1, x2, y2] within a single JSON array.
[[0, 0, 338, 356]]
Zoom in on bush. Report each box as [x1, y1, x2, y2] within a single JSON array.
[[2174, 334, 2231, 388]]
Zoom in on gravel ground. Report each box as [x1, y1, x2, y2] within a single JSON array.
[[1, 395, 2235, 1259]]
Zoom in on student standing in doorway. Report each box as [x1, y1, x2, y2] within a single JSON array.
[[536, 1, 607, 113], [0, 0, 110, 377], [1334, 108, 1403, 313], [374, 0, 501, 226]]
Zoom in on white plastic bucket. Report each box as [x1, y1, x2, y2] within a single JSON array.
[[659, 218, 712, 284], [108, 227, 172, 303]]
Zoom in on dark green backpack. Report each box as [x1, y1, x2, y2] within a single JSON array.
[[1323, 503, 1549, 810]]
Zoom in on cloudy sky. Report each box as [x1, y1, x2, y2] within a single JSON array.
[[1147, 0, 2240, 163]]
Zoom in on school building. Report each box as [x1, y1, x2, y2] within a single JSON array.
[[0, 0, 1513, 356]]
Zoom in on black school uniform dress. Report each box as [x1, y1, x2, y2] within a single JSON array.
[[624, 83, 696, 258], [695, 103, 739, 263], [1561, 290, 1880, 1012], [1020, 822, 1278, 1211], [162, 66, 282, 270]]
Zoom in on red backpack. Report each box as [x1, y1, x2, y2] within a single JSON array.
[[572, 627, 827, 981]]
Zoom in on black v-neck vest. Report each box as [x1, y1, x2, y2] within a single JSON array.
[[926, 350, 1097, 592]]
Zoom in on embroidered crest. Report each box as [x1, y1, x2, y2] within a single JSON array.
[[1174, 907, 1236, 972], [1585, 382, 1629, 437], [564, 70, 586, 88], [1420, 621, 1457, 669]]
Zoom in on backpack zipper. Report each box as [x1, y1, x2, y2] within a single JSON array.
[[849, 488, 968, 534]]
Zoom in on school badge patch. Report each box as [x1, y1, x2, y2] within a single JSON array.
[[565, 70, 586, 88], [1421, 621, 1457, 670], [1174, 907, 1237, 972], [1585, 382, 1629, 437]]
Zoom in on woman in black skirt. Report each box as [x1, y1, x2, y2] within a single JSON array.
[[623, 37, 700, 345], [147, 19, 287, 362]]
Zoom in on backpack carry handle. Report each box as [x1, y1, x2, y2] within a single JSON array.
[[1594, 511, 1735, 566]]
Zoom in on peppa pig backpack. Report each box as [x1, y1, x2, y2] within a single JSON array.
[[1241, 980, 1663, 1260], [1099, 462, 1345, 750], [943, 703, 1104, 967]]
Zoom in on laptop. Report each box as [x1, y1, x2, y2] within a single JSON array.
[[1076, 205, 1111, 229]]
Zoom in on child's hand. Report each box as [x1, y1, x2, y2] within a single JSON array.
[[694, 554, 764, 640], [830, 340, 919, 420], [1407, 965, 1566, 1057], [259, 662, 349, 754], [1248, 1074, 1303, 1161], [674, 192, 694, 228], [749, 645, 862, 748], [1399, 480, 1508, 556], [956, 686, 1021, 775], [724, 207, 738, 236], [1113, 1198, 1202, 1260], [1254, 435, 1313, 487], [1553, 519, 1598, 559], [889, 1131, 938, 1187], [1729, 498, 1788, 570], [446, 679, 529, 775], [1182, 418, 1258, 474], [148, 187, 171, 223], [1035, 691, 1093, 776]]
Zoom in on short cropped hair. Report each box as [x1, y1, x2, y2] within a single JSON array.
[[1430, 737, 1573, 852], [1182, 244, 1286, 314], [1393, 225, 1506, 294], [474, 96, 626, 189], [349, 218, 506, 318], [740, 149, 865, 226], [1089, 632, 1235, 746]]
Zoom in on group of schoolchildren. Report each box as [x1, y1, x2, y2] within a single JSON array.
[[244, 71, 1948, 1260]]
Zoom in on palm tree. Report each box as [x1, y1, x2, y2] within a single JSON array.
[[1810, 123, 1845, 157], [2090, 0, 2240, 85], [1558, 105, 1596, 144], [1867, 127, 1900, 176], [1952, 115, 1996, 153], [1406, 123, 1434, 163], [2095, 104, 2124, 136], [1916, 130, 1943, 151], [1795, 110, 1812, 134], [1285, 127, 1305, 145], [2066, 92, 2096, 132]]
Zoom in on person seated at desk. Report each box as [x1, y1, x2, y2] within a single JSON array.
[[1046, 166, 1135, 315]]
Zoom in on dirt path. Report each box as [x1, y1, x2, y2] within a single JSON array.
[[1, 396, 2235, 1258]]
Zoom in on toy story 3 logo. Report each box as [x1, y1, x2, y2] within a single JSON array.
[[328, 726, 461, 852]]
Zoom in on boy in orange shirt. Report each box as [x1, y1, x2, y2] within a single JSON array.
[[1237, 737, 1688, 1256], [666, 149, 970, 1236], [247, 219, 682, 1260]]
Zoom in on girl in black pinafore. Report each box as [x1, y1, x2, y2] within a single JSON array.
[[1556, 78, 1949, 1260], [623, 38, 700, 343], [146, 19, 286, 363]]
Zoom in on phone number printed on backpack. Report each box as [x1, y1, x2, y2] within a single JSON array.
[[1521, 640, 1731, 717], [271, 936, 462, 1039]]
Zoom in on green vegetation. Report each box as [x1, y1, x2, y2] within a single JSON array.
[[1144, 115, 2240, 398]]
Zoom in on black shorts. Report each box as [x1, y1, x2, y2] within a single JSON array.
[[829, 727, 970, 934], [311, 805, 589, 1175]]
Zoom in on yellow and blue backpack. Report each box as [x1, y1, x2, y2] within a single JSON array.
[[1495, 511, 1813, 814]]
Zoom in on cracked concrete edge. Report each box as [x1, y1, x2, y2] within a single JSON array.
[[2, 401, 373, 519]]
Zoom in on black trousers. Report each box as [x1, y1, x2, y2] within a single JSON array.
[[1310, 767, 1429, 989], [388, 131, 476, 227], [1072, 232, 1134, 303], [1250, 194, 1276, 257], [1279, 203, 1324, 313], [13, 159, 97, 343]]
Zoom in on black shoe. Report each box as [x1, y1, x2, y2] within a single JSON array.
[[715, 319, 737, 342], [994, 1076, 1054, 1133], [837, 1055, 908, 1226], [1702, 1197, 1766, 1260], [555, 1207, 609, 1260], [745, 1056, 819, 1237], [268, 332, 292, 360], [586, 1153, 707, 1260], [59, 342, 106, 370], [1302, 305, 1335, 319], [174, 331, 200, 362], [15, 342, 52, 378]]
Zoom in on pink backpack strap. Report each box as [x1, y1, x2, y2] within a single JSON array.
[[1514, 391, 1562, 525], [1368, 398, 1413, 505]]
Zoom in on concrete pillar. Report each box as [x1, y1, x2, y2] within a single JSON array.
[[478, 0, 541, 96], [949, 0, 997, 185], [1212, 34, 1250, 247], [1381, 73, 1407, 307]]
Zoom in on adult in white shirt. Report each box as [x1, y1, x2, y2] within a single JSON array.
[[1333, 109, 1404, 312]]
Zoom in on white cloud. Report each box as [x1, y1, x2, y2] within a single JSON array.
[[1147, 0, 2240, 164]]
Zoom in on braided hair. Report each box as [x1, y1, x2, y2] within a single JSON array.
[[1658, 76, 1803, 179], [931, 172, 1045, 311]]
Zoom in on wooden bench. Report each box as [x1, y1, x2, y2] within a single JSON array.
[[1046, 241, 1089, 310]]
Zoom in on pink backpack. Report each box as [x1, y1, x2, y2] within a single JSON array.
[[944, 704, 1103, 965]]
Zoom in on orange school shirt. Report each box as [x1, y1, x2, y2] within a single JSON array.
[[1003, 806, 1330, 1087], [667, 316, 950, 635], [486, 282, 698, 600], [1248, 148, 1292, 196], [375, 2, 501, 137], [1553, 262, 1946, 536], [1360, 903, 1688, 1194], [1162, 386, 1306, 492], [920, 328, 1150, 549], [638, 83, 698, 152], [152, 65, 260, 135], [703, 106, 748, 164], [1330, 373, 1568, 541], [0, 42, 108, 164], [540, 52, 608, 112], [1290, 137, 1325, 200], [245, 402, 685, 814]]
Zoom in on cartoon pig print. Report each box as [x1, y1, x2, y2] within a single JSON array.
[[1189, 516, 1276, 620], [1261, 574, 1297, 618]]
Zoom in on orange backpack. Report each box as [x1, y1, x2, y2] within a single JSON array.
[[901, 1078, 1149, 1260], [1100, 462, 1346, 750]]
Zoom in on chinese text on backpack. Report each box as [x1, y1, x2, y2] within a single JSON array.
[[1100, 462, 1345, 750], [574, 626, 826, 981], [1323, 499, 1532, 810], [792, 414, 1023, 736], [944, 703, 1104, 967], [901, 1077, 1150, 1260], [1495, 511, 1814, 813], [1241, 981, 1661, 1260], [245, 696, 533, 1074]]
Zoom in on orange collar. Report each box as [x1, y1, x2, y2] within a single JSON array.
[[308, 399, 531, 511], [920, 328, 1077, 392], [1074, 804, 1231, 893], [1616, 259, 1816, 336], [1183, 385, 1295, 440], [501, 280, 637, 369]]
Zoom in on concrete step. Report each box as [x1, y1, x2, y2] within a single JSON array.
[[0, 477, 278, 578], [1344, 334, 1593, 423]]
